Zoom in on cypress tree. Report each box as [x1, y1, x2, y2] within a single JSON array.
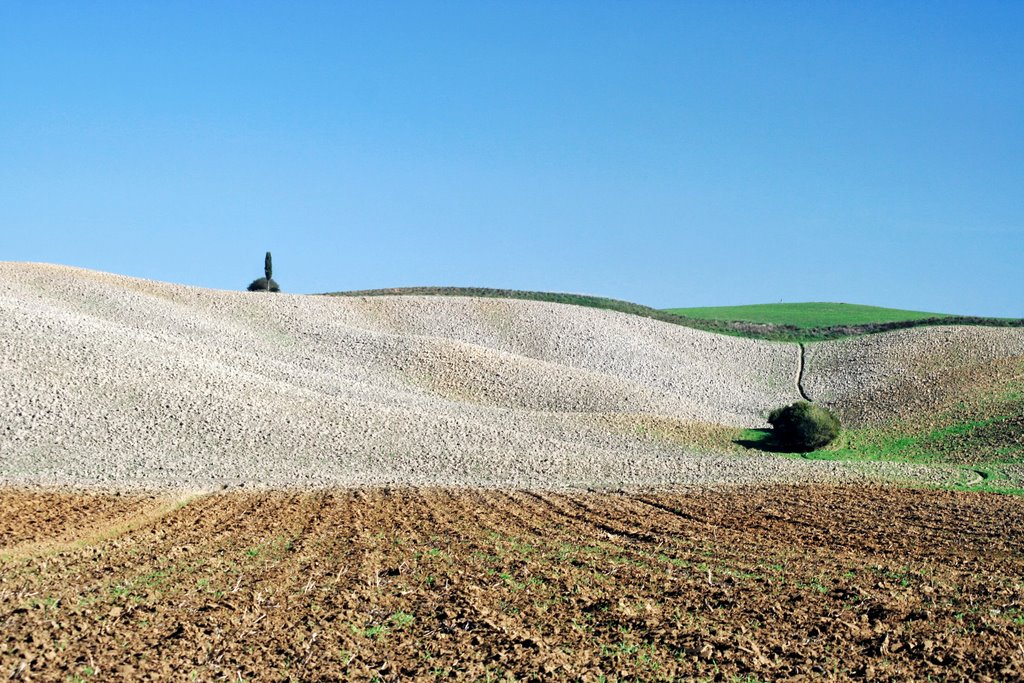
[[247, 251, 281, 292]]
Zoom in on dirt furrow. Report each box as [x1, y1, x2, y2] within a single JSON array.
[[3, 486, 1024, 680]]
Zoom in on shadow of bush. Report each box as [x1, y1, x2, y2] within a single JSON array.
[[734, 429, 797, 454]]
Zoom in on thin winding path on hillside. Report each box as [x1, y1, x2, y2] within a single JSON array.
[[796, 343, 812, 401]]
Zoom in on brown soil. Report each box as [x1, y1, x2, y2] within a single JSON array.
[[2, 486, 1024, 681], [0, 489, 179, 549]]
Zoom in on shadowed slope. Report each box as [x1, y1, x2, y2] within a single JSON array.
[[805, 327, 1024, 428]]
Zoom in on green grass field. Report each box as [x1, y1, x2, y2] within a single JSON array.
[[664, 302, 952, 329]]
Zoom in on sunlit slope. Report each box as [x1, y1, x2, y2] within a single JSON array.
[[330, 289, 1020, 342], [665, 302, 952, 329], [803, 328, 1024, 470], [1, 263, 812, 488], [4, 263, 1022, 488], [807, 327, 1024, 426]]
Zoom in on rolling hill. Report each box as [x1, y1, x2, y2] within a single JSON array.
[[327, 287, 1022, 342], [2, 263, 1023, 491]]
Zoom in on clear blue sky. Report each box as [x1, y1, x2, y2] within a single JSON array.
[[2, 1, 1021, 316]]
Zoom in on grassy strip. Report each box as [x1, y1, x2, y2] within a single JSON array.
[[665, 302, 953, 329], [324, 287, 1023, 342], [736, 377, 1024, 494], [741, 415, 1023, 466], [740, 426, 1024, 496]]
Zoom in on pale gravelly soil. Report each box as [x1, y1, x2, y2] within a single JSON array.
[[804, 327, 1024, 428], [2, 262, 1020, 490]]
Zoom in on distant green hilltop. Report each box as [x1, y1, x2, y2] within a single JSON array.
[[324, 288, 1023, 343], [665, 302, 959, 331]]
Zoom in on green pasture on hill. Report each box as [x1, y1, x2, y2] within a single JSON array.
[[664, 302, 952, 329]]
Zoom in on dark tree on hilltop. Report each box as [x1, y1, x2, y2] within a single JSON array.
[[247, 251, 281, 293]]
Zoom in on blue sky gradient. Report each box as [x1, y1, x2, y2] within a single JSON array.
[[2, 1, 1021, 315]]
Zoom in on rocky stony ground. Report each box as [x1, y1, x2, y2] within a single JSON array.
[[1, 262, 1020, 491], [804, 326, 1024, 427]]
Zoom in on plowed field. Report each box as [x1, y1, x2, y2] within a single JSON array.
[[2, 486, 1024, 681]]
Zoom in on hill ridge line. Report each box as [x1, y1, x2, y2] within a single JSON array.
[[324, 286, 1024, 342], [3, 262, 1024, 489]]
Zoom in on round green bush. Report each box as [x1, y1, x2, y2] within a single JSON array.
[[247, 277, 280, 293], [767, 401, 841, 452]]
